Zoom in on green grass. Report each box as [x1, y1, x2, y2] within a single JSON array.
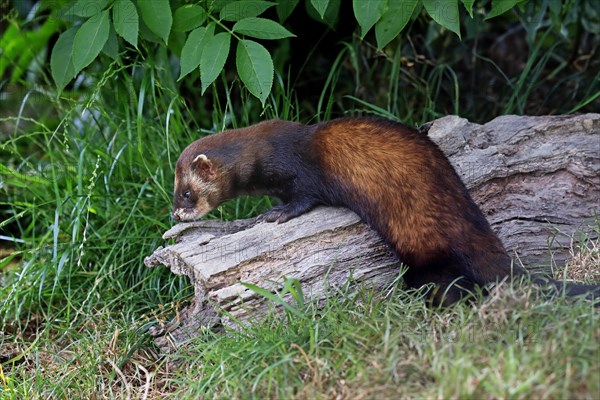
[[2, 27, 600, 398], [159, 275, 599, 399], [1, 275, 598, 399]]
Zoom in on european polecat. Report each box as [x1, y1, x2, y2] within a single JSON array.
[[173, 117, 599, 305]]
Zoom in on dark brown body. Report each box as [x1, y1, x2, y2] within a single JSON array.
[[173, 117, 598, 305]]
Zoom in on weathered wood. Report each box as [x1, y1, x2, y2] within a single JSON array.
[[431, 114, 599, 267], [144, 114, 599, 352]]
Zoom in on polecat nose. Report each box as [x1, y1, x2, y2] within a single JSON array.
[[173, 212, 181, 221]]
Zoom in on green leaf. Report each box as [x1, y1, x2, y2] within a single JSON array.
[[310, 0, 329, 19], [353, 0, 386, 38], [236, 39, 273, 105], [582, 0, 600, 34], [138, 18, 162, 43], [138, 0, 172, 44], [460, 0, 475, 18], [485, 0, 523, 20], [179, 25, 213, 80], [200, 32, 231, 94], [284, 278, 305, 308], [305, 0, 340, 29], [73, 0, 110, 17], [423, 0, 461, 38], [210, 0, 236, 12], [375, 0, 418, 49], [72, 10, 110, 73], [241, 282, 304, 318], [548, 0, 561, 15], [51, 26, 78, 91], [168, 30, 186, 55], [173, 4, 207, 32], [112, 0, 138, 48], [233, 17, 295, 39], [276, 0, 299, 22], [102, 24, 119, 59], [221, 1, 276, 22]]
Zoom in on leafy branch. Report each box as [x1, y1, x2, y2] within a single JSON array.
[[46, 0, 528, 104]]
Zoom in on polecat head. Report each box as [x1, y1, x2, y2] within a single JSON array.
[[173, 153, 221, 222]]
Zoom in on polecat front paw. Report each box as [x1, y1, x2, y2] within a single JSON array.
[[257, 205, 294, 223], [257, 200, 316, 224]]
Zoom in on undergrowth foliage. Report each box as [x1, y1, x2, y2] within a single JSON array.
[[164, 282, 598, 399], [1, 0, 599, 398], [1, 65, 187, 326], [44, 0, 522, 103]]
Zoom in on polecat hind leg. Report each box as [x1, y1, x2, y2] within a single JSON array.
[[402, 257, 479, 307]]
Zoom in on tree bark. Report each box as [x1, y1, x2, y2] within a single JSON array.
[[144, 114, 599, 352]]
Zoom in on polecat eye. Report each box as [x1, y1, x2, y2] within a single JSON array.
[[183, 191, 191, 199]]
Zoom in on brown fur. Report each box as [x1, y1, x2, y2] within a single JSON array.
[[173, 117, 598, 305], [310, 119, 514, 304]]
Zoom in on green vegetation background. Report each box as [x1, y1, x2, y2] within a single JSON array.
[[1, 0, 598, 398]]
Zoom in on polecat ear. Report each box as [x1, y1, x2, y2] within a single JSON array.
[[192, 154, 216, 180]]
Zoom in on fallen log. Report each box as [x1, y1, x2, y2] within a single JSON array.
[[144, 114, 599, 352]]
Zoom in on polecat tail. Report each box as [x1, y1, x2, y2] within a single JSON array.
[[530, 275, 600, 304]]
